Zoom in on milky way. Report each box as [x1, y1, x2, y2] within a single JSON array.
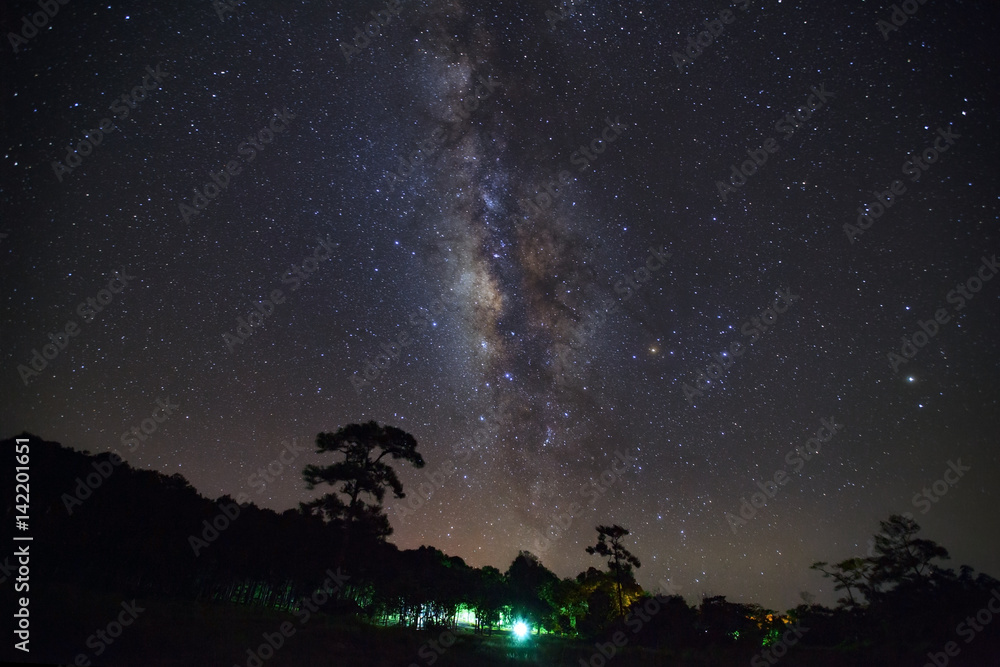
[[387, 5, 629, 523]]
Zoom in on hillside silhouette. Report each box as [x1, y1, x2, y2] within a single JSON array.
[[2, 431, 999, 666]]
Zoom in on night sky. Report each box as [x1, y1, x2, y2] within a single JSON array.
[[2, 0, 999, 611]]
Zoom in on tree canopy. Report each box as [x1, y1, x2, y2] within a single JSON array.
[[300, 420, 425, 541], [585, 524, 641, 617]]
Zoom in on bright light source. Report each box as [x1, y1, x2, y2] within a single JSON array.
[[513, 621, 529, 639]]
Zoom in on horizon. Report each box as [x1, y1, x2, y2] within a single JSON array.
[[13, 427, 993, 613]]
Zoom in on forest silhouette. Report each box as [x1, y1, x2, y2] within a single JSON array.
[[3, 425, 999, 666]]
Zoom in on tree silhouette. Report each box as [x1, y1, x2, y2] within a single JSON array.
[[506, 550, 558, 634], [809, 558, 873, 609], [585, 524, 641, 617], [13, 432, 1000, 664], [811, 515, 951, 613], [868, 514, 949, 592], [301, 421, 425, 542], [470, 565, 506, 635]]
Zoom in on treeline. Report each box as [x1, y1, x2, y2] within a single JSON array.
[[2, 434, 346, 606], [3, 431, 1000, 663]]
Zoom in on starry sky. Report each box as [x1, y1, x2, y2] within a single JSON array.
[[2, 0, 999, 611]]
